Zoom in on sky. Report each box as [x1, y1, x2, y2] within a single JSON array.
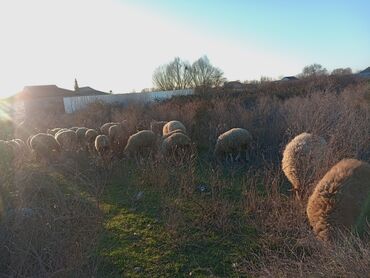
[[0, 0, 369, 97]]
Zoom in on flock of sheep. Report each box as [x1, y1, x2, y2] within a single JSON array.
[[1, 120, 369, 242]]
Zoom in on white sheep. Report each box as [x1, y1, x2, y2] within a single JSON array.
[[55, 130, 79, 152], [214, 128, 252, 162], [162, 121, 186, 137], [161, 132, 191, 157], [282, 132, 327, 199], [94, 135, 111, 157], [30, 133, 60, 161], [123, 130, 157, 158]]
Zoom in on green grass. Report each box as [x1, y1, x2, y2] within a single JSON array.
[[96, 159, 258, 277]]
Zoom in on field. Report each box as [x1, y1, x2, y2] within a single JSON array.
[[1, 76, 370, 277]]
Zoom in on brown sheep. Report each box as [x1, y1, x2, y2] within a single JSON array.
[[123, 130, 157, 158], [307, 159, 370, 241], [282, 133, 327, 199], [214, 128, 252, 162], [162, 121, 186, 137]]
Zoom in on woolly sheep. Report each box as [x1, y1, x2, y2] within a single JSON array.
[[162, 121, 186, 137], [162, 129, 186, 139], [76, 127, 89, 150], [282, 132, 327, 199], [85, 129, 98, 149], [150, 120, 168, 136], [161, 132, 191, 157], [55, 130, 78, 152], [30, 133, 60, 161], [47, 128, 62, 136], [307, 159, 370, 241], [54, 128, 70, 137], [109, 124, 130, 154], [100, 122, 119, 135], [94, 135, 110, 157], [214, 128, 252, 162], [123, 130, 157, 158]]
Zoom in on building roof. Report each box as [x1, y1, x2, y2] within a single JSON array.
[[17, 85, 75, 99], [14, 85, 108, 100], [76, 86, 108, 96], [281, 76, 299, 81], [358, 67, 370, 77]]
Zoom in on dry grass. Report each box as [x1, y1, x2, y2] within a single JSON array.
[[0, 77, 369, 276]]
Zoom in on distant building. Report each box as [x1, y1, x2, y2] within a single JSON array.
[[281, 76, 299, 81], [358, 67, 370, 78], [15, 84, 107, 119], [223, 81, 247, 92]]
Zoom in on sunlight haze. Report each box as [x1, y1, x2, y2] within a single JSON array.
[[0, 0, 369, 97]]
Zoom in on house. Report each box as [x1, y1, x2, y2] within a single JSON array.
[[14, 84, 107, 119], [281, 76, 299, 81], [223, 81, 247, 92], [358, 67, 370, 78]]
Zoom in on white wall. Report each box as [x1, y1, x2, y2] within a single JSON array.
[[63, 89, 193, 113]]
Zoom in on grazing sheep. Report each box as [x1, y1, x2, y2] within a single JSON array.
[[282, 133, 327, 199], [109, 124, 130, 155], [124, 130, 157, 158], [161, 132, 191, 157], [100, 122, 119, 135], [76, 127, 89, 150], [150, 120, 168, 136], [85, 129, 98, 151], [307, 159, 370, 241], [54, 128, 70, 137], [30, 133, 60, 161], [163, 121, 186, 137], [162, 129, 186, 139], [55, 130, 78, 152], [47, 128, 62, 136], [94, 135, 111, 157], [214, 128, 252, 162]]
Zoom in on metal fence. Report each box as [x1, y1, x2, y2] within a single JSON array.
[[63, 89, 194, 113]]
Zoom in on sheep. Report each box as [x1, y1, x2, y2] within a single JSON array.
[[75, 127, 89, 150], [47, 128, 62, 136], [150, 120, 168, 136], [161, 132, 191, 158], [214, 128, 252, 162], [54, 128, 70, 137], [123, 130, 157, 158], [163, 121, 186, 137], [85, 129, 99, 152], [94, 135, 111, 157], [306, 159, 370, 241], [55, 130, 78, 152], [162, 129, 186, 139], [100, 122, 119, 135], [282, 133, 327, 200], [108, 124, 130, 156], [30, 133, 60, 162]]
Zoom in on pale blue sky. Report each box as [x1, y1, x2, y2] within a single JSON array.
[[0, 0, 369, 97]]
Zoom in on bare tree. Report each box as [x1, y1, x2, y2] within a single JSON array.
[[300, 63, 328, 78], [152, 57, 192, 90], [331, 67, 352, 76], [189, 56, 226, 88], [153, 56, 226, 91]]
